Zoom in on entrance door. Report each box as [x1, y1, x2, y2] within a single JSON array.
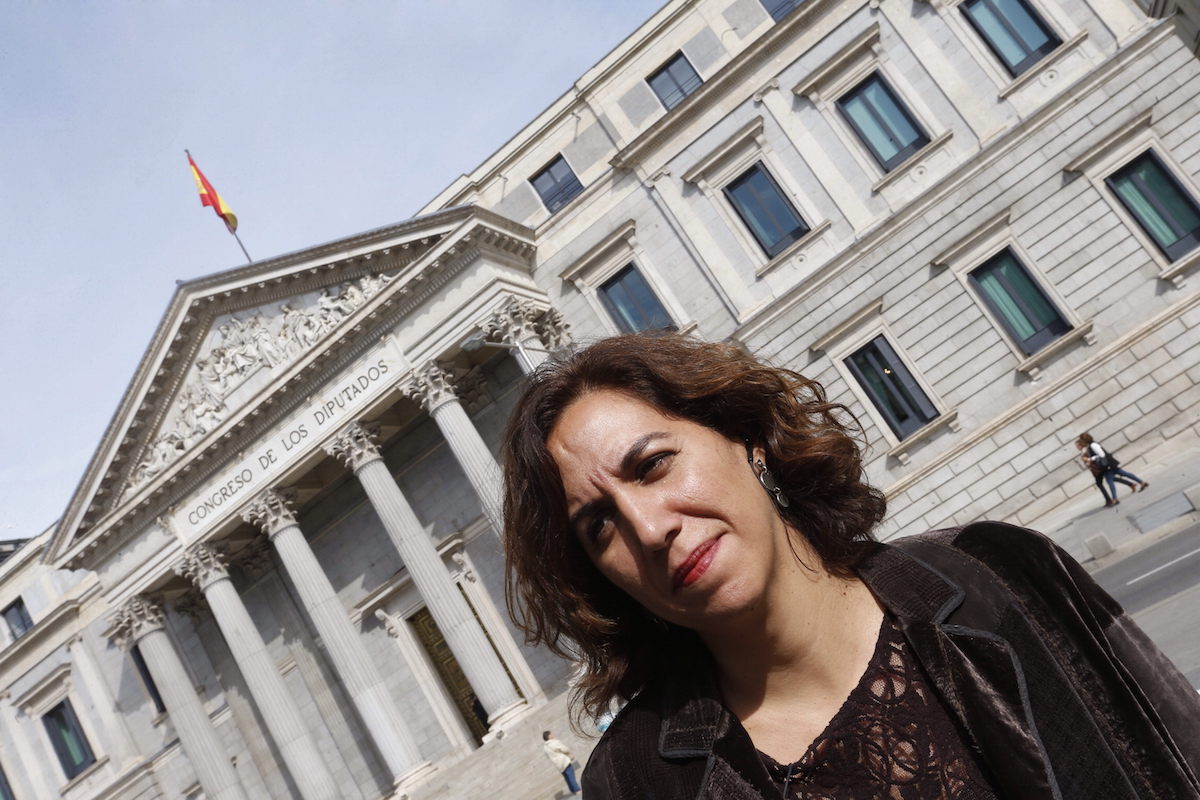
[[409, 607, 489, 743]]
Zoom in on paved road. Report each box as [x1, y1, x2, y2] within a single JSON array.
[[1091, 523, 1200, 688]]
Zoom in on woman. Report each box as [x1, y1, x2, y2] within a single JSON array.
[[1076, 433, 1148, 504], [503, 334, 1200, 800]]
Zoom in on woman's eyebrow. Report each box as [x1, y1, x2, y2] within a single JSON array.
[[619, 432, 669, 474]]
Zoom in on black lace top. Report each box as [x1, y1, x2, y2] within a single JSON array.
[[758, 614, 999, 800]]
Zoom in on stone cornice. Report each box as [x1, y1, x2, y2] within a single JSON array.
[[610, 0, 848, 172], [53, 210, 535, 570], [731, 21, 1176, 347]]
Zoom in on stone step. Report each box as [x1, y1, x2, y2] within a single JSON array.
[[404, 689, 600, 800]]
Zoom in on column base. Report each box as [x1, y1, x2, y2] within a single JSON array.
[[483, 697, 530, 739], [389, 760, 437, 799]]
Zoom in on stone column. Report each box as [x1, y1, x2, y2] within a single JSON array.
[[68, 635, 140, 768], [242, 489, 433, 791], [402, 363, 506, 537], [109, 597, 249, 800], [0, 692, 57, 798], [176, 544, 341, 800], [325, 423, 526, 729], [481, 297, 571, 374]]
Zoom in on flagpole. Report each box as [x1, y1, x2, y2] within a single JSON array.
[[231, 229, 252, 264]]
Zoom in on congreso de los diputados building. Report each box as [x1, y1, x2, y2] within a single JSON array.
[[4, 0, 1200, 797]]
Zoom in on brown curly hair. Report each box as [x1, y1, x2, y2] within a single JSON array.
[[502, 333, 886, 721]]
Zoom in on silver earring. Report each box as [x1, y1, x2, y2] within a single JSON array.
[[752, 458, 790, 509]]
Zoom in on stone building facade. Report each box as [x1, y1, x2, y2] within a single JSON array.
[[3, 0, 1199, 797]]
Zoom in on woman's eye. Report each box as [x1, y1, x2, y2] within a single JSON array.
[[637, 451, 674, 481], [586, 513, 613, 544]]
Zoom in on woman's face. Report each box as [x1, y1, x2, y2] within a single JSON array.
[[546, 389, 794, 633]]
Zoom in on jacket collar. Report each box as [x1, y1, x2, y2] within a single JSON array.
[[654, 543, 968, 798]]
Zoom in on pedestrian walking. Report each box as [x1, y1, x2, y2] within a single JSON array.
[[1079, 445, 1139, 506], [542, 730, 580, 795], [1076, 433, 1148, 505], [504, 333, 1200, 800]]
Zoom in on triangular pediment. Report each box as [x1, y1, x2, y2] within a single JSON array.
[[49, 206, 536, 565], [123, 270, 403, 499]]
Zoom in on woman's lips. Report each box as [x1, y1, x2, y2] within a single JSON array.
[[673, 537, 720, 590]]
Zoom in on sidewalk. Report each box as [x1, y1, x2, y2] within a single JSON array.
[[1025, 438, 1200, 567]]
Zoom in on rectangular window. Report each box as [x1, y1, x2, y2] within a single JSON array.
[[762, 0, 804, 22], [43, 700, 96, 780], [530, 155, 584, 214], [2, 598, 33, 641], [837, 75, 930, 172], [0, 761, 14, 800], [598, 265, 675, 333], [1107, 152, 1200, 261], [131, 645, 166, 714], [969, 250, 1071, 355], [647, 53, 703, 111], [724, 163, 809, 257], [961, 0, 1060, 77], [846, 336, 939, 439]]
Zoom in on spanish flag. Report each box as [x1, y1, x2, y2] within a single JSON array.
[[187, 151, 238, 233]]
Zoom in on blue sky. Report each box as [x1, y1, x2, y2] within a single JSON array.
[[0, 0, 664, 540]]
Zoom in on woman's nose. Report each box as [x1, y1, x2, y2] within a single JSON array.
[[621, 492, 679, 550]]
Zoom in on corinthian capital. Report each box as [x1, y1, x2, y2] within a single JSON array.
[[108, 596, 166, 648], [176, 543, 230, 590], [536, 307, 572, 352], [402, 362, 458, 412], [324, 421, 383, 472], [241, 488, 298, 537], [482, 297, 542, 346]]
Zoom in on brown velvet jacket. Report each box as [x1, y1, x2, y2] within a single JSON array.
[[582, 522, 1200, 799]]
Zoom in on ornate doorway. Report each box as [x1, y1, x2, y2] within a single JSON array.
[[409, 607, 489, 743]]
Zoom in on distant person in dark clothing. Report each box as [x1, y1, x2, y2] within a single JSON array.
[[1077, 433, 1148, 505]]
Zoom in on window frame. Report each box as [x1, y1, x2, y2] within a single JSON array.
[[558, 220, 693, 336], [42, 699, 96, 781], [723, 161, 811, 258], [931, 208, 1093, 379], [835, 73, 931, 173], [2, 598, 33, 641], [1105, 150, 1200, 263], [529, 154, 584, 214], [791, 24, 952, 193], [844, 335, 940, 441], [597, 264, 676, 334], [960, 0, 1061, 77], [646, 52, 703, 111], [1064, 112, 1200, 288], [680, 115, 831, 277], [812, 305, 958, 462], [967, 248, 1072, 356]]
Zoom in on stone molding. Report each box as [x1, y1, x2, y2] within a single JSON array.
[[241, 489, 299, 538], [108, 596, 166, 649], [324, 421, 384, 473], [176, 543, 230, 591]]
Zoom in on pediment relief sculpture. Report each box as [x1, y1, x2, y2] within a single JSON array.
[[124, 271, 398, 499]]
